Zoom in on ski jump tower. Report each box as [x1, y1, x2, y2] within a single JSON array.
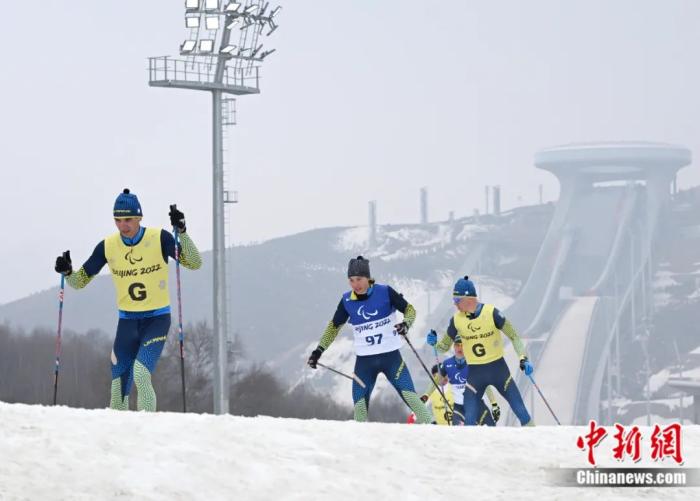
[[505, 142, 691, 425], [148, 1, 281, 415]]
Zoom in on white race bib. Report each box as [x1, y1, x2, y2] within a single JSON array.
[[352, 311, 402, 356], [451, 383, 466, 405]]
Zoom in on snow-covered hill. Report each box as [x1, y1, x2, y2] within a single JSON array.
[[1, 402, 698, 500]]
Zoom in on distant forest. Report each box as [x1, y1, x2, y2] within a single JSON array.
[[0, 323, 406, 422]]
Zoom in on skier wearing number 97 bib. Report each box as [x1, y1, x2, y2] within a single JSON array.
[[307, 256, 432, 423], [53, 189, 202, 412]]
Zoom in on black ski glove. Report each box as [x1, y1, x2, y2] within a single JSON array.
[[394, 321, 409, 337], [54, 250, 72, 276], [169, 204, 186, 233], [307, 347, 324, 369], [492, 402, 501, 423]]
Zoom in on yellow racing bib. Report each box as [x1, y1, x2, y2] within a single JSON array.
[[104, 228, 170, 312], [453, 304, 504, 365]]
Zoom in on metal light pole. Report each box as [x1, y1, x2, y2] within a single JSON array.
[[148, 0, 280, 414]]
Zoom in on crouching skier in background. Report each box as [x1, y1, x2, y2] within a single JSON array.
[[54, 189, 202, 411], [307, 256, 432, 423], [427, 276, 534, 426], [420, 364, 454, 425], [434, 335, 500, 426]]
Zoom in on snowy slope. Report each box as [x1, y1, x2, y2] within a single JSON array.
[[1, 403, 698, 500], [530, 296, 599, 425]]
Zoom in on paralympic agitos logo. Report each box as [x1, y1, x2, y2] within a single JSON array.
[[357, 305, 379, 321], [124, 248, 143, 265]]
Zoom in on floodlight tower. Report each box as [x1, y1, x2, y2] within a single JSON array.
[[148, 0, 281, 415]]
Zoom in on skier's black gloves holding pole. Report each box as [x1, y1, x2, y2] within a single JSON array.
[[394, 321, 409, 336], [492, 402, 501, 423], [54, 250, 72, 276], [169, 205, 187, 233], [307, 347, 324, 369]]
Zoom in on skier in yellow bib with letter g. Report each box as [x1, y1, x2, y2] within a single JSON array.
[[426, 276, 534, 426], [54, 189, 202, 411]]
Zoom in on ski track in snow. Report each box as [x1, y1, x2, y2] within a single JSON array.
[[1, 403, 699, 500]]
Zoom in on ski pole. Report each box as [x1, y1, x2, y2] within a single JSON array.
[[317, 362, 366, 389], [52, 272, 66, 406], [528, 374, 560, 425], [171, 204, 187, 413], [402, 335, 453, 414], [432, 345, 446, 390]]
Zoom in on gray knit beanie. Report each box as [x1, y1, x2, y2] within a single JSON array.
[[347, 256, 371, 278]]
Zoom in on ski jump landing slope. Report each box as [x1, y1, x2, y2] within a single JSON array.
[[1, 403, 698, 500], [528, 296, 598, 425]]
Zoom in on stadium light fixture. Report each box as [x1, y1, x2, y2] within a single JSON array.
[[180, 40, 197, 53], [200, 39, 215, 52], [149, 0, 282, 417], [266, 20, 278, 36], [205, 15, 220, 30], [260, 48, 276, 60]]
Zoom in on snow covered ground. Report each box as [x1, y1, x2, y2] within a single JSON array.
[[1, 402, 698, 500]]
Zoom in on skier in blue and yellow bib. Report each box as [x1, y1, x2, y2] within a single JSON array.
[[54, 189, 202, 412], [437, 336, 500, 426], [427, 276, 534, 426], [307, 256, 431, 423]]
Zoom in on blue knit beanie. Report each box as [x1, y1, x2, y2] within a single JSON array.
[[113, 188, 143, 218], [453, 275, 477, 297]]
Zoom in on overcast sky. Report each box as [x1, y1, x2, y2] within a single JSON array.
[[1, 0, 699, 305]]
